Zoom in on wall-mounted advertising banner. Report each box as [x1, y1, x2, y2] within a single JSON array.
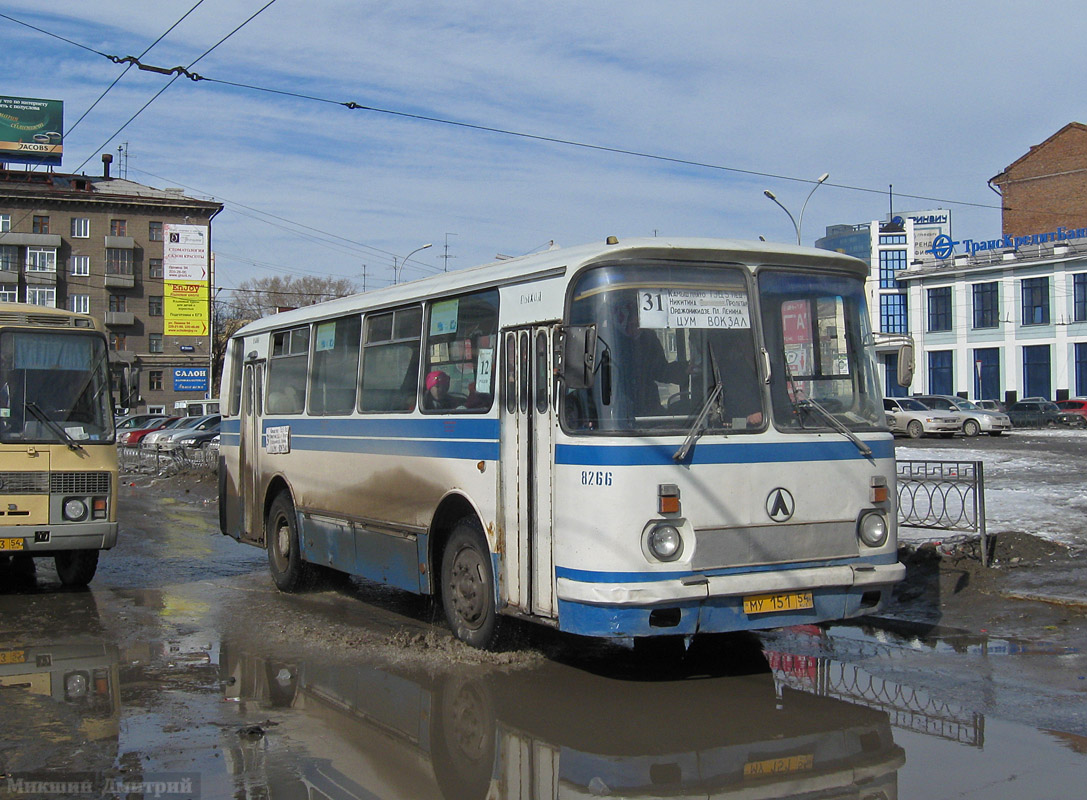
[[163, 224, 209, 281], [0, 96, 63, 166], [165, 281, 209, 335], [173, 367, 208, 392]]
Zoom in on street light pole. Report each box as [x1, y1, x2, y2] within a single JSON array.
[[764, 172, 830, 245], [394, 243, 433, 285]]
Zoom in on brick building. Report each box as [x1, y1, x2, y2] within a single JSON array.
[[0, 155, 223, 414], [990, 121, 1087, 237]]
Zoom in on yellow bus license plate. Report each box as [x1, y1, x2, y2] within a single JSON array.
[[0, 538, 25, 552], [744, 754, 814, 778], [743, 591, 814, 615], [0, 650, 26, 665]]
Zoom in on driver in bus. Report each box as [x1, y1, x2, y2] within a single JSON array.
[[425, 370, 456, 410]]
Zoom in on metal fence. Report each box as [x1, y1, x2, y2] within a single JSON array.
[[896, 459, 989, 564], [118, 445, 218, 475]]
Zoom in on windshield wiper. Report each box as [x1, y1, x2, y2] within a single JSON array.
[[25, 402, 85, 452], [796, 397, 872, 457], [674, 345, 724, 462]]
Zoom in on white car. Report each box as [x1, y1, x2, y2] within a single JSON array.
[[913, 395, 1012, 437], [883, 397, 961, 439], [147, 414, 221, 451]]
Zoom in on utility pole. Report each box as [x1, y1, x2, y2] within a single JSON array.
[[361, 264, 367, 292], [442, 233, 457, 272]]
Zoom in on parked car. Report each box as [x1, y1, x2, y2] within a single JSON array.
[[141, 415, 203, 449], [976, 399, 1006, 413], [883, 397, 961, 438], [913, 395, 1012, 437], [116, 416, 179, 445], [1054, 398, 1087, 427], [115, 413, 165, 432], [145, 415, 221, 451], [1006, 400, 1064, 427], [172, 420, 221, 449]]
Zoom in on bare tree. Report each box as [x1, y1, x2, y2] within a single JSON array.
[[225, 275, 359, 322]]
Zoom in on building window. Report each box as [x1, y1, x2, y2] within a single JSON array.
[[0, 214, 9, 232], [972, 282, 999, 328], [26, 287, 56, 308], [68, 294, 90, 314], [106, 248, 133, 276], [149, 333, 163, 354], [70, 255, 90, 276], [149, 370, 163, 391], [879, 234, 906, 245], [32, 215, 49, 234], [1023, 344, 1051, 399], [149, 221, 163, 241], [928, 350, 953, 396], [0, 288, 15, 303], [149, 295, 163, 316], [879, 293, 908, 334], [110, 219, 127, 236], [70, 217, 90, 238], [1074, 274, 1087, 322], [109, 294, 126, 312], [879, 248, 907, 288], [109, 333, 126, 351], [927, 286, 952, 332], [974, 347, 1000, 401], [1076, 343, 1087, 397], [1021, 277, 1050, 326], [0, 245, 16, 272], [149, 258, 163, 279], [26, 246, 57, 272]]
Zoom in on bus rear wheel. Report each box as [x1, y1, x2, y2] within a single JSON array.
[[266, 493, 317, 592], [441, 519, 499, 649], [54, 550, 99, 587]]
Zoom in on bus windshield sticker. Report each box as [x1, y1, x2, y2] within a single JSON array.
[[638, 289, 750, 330], [476, 348, 494, 393], [315, 322, 336, 352], [266, 425, 291, 454], [430, 299, 460, 336]]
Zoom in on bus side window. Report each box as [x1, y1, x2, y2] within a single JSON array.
[[309, 315, 361, 416], [422, 289, 499, 414], [360, 306, 421, 413], [266, 326, 309, 414]]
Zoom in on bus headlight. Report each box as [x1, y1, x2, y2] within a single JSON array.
[[858, 512, 889, 548], [646, 525, 683, 561], [63, 498, 89, 522]]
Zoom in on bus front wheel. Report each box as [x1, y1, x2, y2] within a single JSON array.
[[54, 550, 99, 587], [266, 493, 317, 592], [441, 519, 499, 649]]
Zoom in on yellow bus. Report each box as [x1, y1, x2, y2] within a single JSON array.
[[0, 303, 118, 586]]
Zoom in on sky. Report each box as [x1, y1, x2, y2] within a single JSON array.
[[3, 1, 1086, 299]]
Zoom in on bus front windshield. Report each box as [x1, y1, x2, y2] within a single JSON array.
[[0, 331, 113, 444], [564, 263, 884, 435]]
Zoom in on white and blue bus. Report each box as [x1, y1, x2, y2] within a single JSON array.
[[218, 237, 906, 648]]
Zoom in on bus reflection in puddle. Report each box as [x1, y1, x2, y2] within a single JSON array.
[[218, 644, 904, 800]]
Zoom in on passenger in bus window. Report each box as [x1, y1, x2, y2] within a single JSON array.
[[425, 370, 455, 409], [614, 300, 687, 415]]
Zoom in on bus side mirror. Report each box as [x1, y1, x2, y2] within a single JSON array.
[[558, 325, 597, 390], [897, 343, 914, 387]]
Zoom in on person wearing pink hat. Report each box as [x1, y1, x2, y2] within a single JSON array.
[[425, 370, 455, 409]]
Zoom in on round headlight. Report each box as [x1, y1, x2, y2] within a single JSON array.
[[63, 498, 88, 522], [859, 512, 889, 548], [647, 525, 683, 561], [65, 671, 88, 699]]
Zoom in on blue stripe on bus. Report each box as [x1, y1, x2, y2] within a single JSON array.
[[555, 437, 893, 467], [218, 416, 498, 440], [555, 552, 899, 584], [290, 434, 498, 461]]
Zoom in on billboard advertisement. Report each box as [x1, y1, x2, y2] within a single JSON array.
[[0, 97, 63, 166], [163, 224, 210, 337]]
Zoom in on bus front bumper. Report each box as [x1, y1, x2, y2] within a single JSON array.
[[0, 522, 118, 553], [554, 561, 905, 638]]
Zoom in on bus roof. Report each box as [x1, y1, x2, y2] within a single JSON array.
[[232, 236, 868, 337], [0, 302, 105, 333]]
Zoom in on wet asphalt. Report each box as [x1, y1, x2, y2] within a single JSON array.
[[0, 442, 1086, 799]]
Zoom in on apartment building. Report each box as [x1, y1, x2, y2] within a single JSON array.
[[0, 155, 222, 413]]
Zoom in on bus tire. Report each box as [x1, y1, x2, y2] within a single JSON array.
[[266, 493, 317, 592], [54, 550, 99, 587], [441, 518, 499, 649]]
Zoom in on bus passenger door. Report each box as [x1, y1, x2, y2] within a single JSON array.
[[239, 360, 264, 543], [500, 327, 556, 618]]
